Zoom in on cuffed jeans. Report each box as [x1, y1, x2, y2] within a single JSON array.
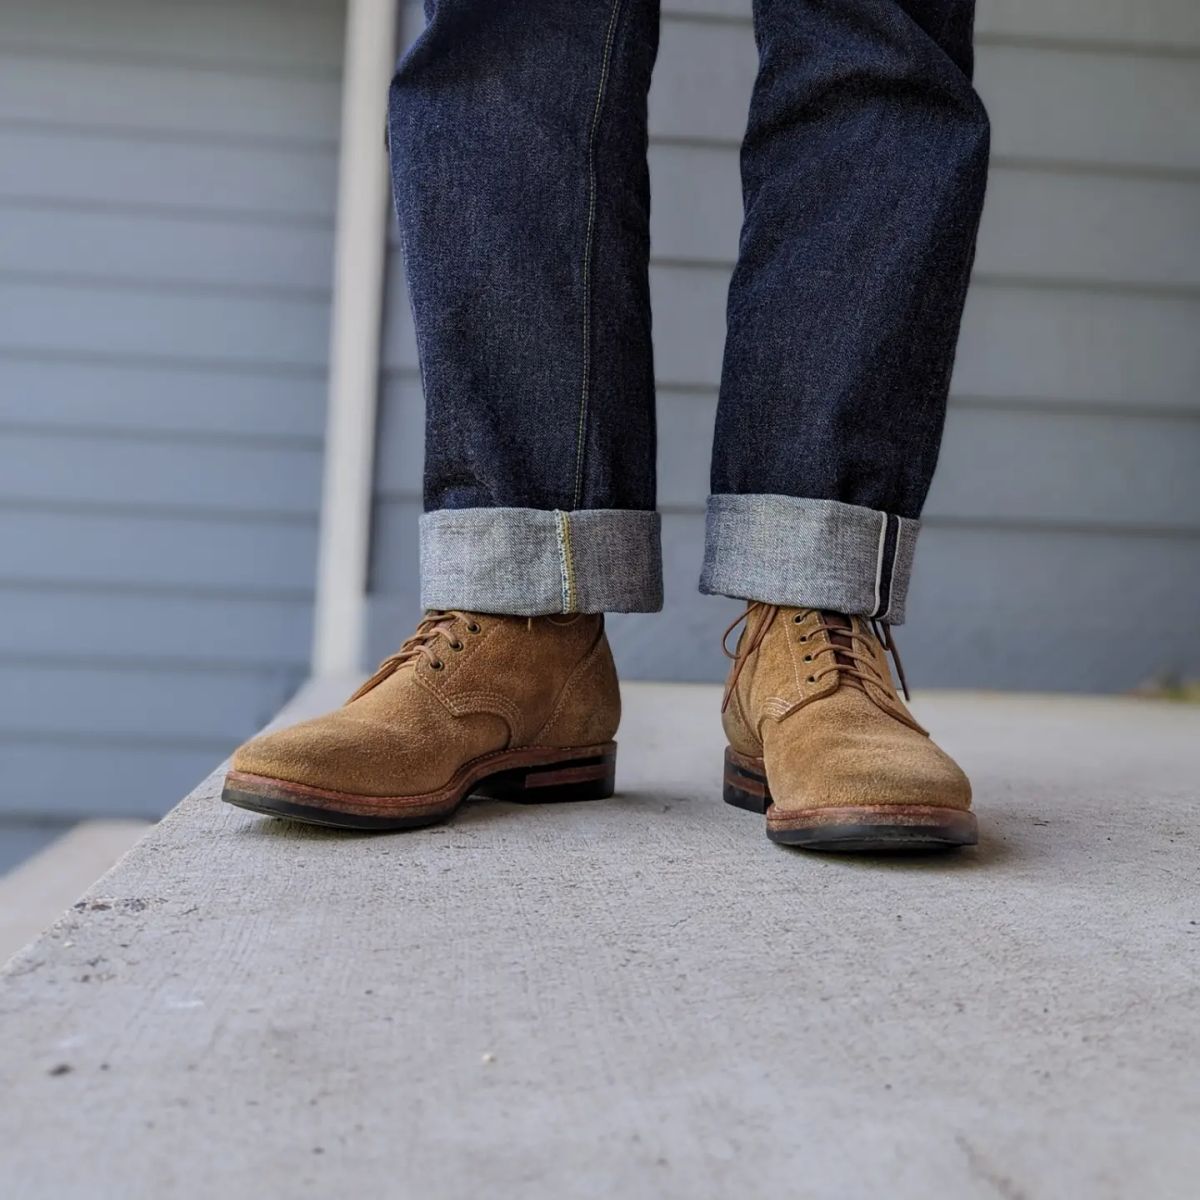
[[388, 0, 989, 624]]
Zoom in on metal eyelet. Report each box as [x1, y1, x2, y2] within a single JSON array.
[[806, 675, 816, 683], [466, 622, 481, 634], [449, 641, 463, 652], [798, 634, 808, 642], [793, 614, 804, 624], [430, 660, 445, 671], [803, 654, 812, 662]]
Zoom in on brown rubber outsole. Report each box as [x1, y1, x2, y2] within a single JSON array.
[[723, 746, 977, 852], [222, 741, 617, 831]]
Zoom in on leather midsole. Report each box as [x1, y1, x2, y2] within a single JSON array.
[[765, 804, 977, 831], [225, 741, 616, 818]]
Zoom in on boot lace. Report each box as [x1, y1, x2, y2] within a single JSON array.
[[720, 603, 910, 713], [347, 610, 480, 703]]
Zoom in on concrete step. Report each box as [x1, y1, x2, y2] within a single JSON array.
[[0, 819, 150, 964], [1, 681, 1197, 1198]]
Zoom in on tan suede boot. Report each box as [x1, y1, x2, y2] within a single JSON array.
[[721, 604, 976, 851], [223, 611, 620, 830]]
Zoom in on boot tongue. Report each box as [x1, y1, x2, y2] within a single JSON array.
[[819, 610, 865, 690]]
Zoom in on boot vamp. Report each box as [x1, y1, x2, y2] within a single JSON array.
[[763, 687, 971, 813], [232, 673, 510, 797]]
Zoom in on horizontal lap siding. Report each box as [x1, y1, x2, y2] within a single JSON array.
[[0, 127, 338, 219], [3, 208, 335, 291], [0, 744, 237, 821], [0, 0, 345, 820], [369, 4, 1200, 692]]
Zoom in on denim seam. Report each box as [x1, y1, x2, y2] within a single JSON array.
[[869, 514, 902, 620], [553, 510, 578, 613], [869, 512, 888, 618], [879, 517, 906, 622], [571, 0, 625, 510], [562, 511, 578, 611]]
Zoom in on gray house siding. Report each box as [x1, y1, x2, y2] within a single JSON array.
[[0, 0, 346, 820], [370, 0, 1200, 693]]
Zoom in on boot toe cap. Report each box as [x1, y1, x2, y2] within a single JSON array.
[[231, 719, 343, 787], [230, 716, 417, 796], [765, 727, 972, 813]]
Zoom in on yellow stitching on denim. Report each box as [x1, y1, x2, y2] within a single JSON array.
[[554, 510, 572, 613], [561, 512, 578, 612], [572, 0, 625, 510]]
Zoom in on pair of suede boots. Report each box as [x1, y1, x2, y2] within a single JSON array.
[[224, 607, 975, 853]]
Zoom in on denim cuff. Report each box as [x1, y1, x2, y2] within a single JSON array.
[[700, 494, 920, 624], [420, 507, 663, 615]]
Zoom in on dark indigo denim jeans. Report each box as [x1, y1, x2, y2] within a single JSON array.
[[388, 0, 989, 623]]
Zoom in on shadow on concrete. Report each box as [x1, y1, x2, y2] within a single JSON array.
[[774, 832, 1015, 871], [235, 787, 1019, 873]]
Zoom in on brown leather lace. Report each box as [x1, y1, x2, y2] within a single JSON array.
[[346, 610, 480, 703], [720, 603, 910, 713], [720, 602, 777, 712]]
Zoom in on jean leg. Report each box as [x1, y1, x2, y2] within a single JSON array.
[[702, 0, 989, 622], [389, 0, 663, 614]]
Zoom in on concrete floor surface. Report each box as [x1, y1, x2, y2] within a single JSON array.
[[1, 681, 1197, 1198]]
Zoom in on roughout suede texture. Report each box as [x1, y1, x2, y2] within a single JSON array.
[[723, 607, 972, 814], [232, 613, 620, 799]]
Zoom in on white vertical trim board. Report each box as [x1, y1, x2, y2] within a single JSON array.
[[312, 0, 398, 677]]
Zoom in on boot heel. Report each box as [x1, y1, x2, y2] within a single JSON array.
[[474, 743, 617, 804], [723, 746, 770, 814]]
